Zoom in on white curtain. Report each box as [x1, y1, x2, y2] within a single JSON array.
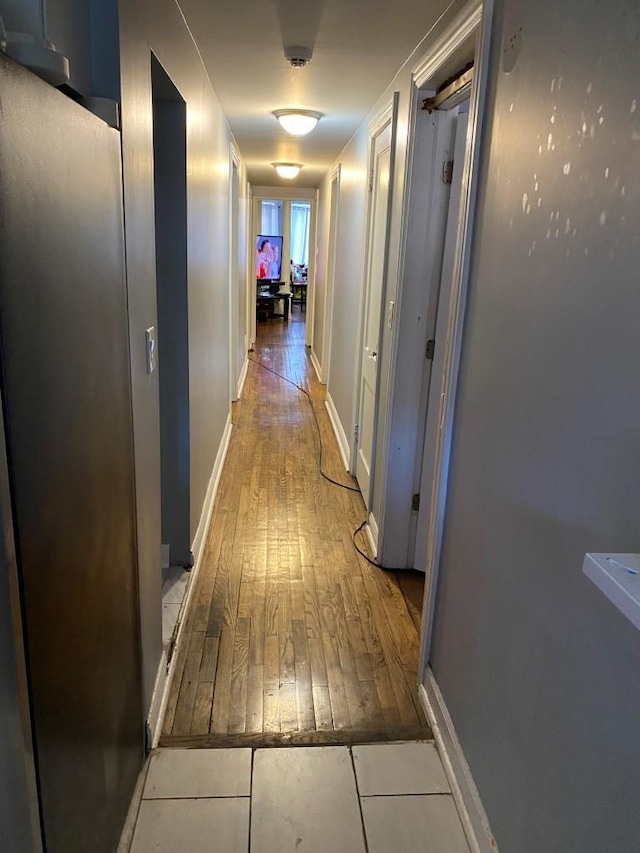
[[290, 202, 310, 265], [261, 200, 282, 235]]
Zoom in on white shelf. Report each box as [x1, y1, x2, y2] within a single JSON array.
[[583, 552, 640, 631]]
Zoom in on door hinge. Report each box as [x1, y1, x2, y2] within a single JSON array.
[[442, 160, 454, 184], [412, 493, 420, 512], [354, 423, 359, 444], [368, 169, 374, 192], [426, 339, 435, 360]]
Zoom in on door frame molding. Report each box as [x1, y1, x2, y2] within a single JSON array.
[[417, 0, 495, 676], [321, 163, 342, 385], [229, 142, 241, 402], [250, 188, 317, 348], [377, 0, 482, 569], [350, 93, 399, 504]]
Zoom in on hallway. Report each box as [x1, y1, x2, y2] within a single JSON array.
[[161, 313, 427, 743]]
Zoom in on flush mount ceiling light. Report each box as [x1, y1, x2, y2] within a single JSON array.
[[273, 109, 323, 136], [273, 162, 303, 180]]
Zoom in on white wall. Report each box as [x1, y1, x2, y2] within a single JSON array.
[[323, 130, 369, 436]]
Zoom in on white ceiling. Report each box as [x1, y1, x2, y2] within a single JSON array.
[[179, 0, 453, 188]]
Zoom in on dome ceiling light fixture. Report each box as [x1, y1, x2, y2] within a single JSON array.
[[274, 109, 323, 136], [273, 162, 303, 180]]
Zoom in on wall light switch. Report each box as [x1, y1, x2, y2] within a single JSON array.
[[145, 326, 156, 374]]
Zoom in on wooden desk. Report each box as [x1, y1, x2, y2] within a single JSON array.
[[257, 291, 292, 321]]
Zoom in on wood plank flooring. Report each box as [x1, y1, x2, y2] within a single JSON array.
[[161, 311, 427, 745]]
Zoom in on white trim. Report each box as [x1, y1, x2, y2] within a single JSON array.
[[418, 0, 495, 676], [305, 192, 319, 349], [310, 348, 323, 384], [229, 147, 241, 403], [161, 543, 170, 570], [413, 0, 482, 88], [419, 671, 499, 853], [148, 413, 233, 745], [322, 165, 341, 392], [369, 99, 395, 138], [237, 355, 249, 399], [583, 552, 640, 631], [145, 645, 168, 746], [247, 184, 255, 350], [366, 513, 379, 558], [191, 413, 232, 569], [325, 393, 350, 471]]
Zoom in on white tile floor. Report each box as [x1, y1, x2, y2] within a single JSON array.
[[127, 741, 471, 853]]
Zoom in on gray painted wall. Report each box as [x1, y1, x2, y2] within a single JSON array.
[[119, 0, 239, 711], [431, 1, 640, 850]]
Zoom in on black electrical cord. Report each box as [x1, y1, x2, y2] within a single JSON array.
[[351, 519, 388, 569], [248, 356, 360, 492], [247, 355, 409, 573]]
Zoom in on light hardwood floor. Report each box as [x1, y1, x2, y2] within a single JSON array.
[[161, 311, 427, 746]]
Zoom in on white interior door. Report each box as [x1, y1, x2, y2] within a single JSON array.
[[356, 123, 393, 506], [414, 104, 469, 570]]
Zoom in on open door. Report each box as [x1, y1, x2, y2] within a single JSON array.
[[355, 120, 394, 506], [414, 103, 470, 570]]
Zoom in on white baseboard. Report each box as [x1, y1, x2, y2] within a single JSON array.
[[310, 349, 324, 384], [237, 356, 249, 399], [147, 413, 233, 747], [325, 393, 350, 471], [365, 512, 379, 558], [419, 669, 499, 853], [191, 413, 232, 568], [146, 646, 168, 746]]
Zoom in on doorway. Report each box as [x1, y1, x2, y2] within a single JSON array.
[[254, 196, 314, 343], [151, 57, 192, 651]]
